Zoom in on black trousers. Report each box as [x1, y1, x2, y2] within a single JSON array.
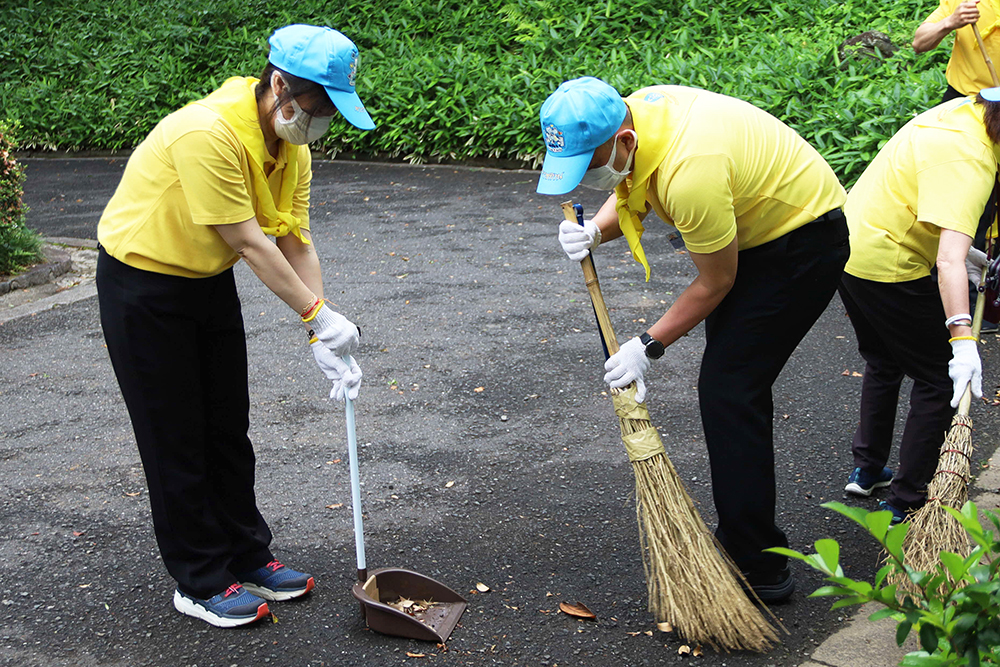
[[97, 248, 273, 598], [837, 274, 954, 511], [701, 211, 850, 575]]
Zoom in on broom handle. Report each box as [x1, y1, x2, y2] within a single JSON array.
[[561, 201, 621, 355], [955, 270, 988, 416], [973, 24, 1000, 86]]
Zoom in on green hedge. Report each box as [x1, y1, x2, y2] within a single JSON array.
[[2, 0, 951, 186]]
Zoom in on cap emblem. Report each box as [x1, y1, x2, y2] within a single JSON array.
[[544, 124, 565, 153]]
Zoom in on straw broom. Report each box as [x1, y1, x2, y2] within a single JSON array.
[[560, 202, 781, 652], [893, 26, 998, 585], [894, 267, 989, 583]]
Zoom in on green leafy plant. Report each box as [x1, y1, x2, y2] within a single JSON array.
[[768, 501, 1000, 666], [0, 119, 43, 276]]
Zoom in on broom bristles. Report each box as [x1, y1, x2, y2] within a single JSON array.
[[631, 454, 782, 651], [892, 414, 975, 591]]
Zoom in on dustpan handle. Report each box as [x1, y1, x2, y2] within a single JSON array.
[[344, 355, 367, 582]]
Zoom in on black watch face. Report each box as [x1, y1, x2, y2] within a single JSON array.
[[644, 338, 665, 359]]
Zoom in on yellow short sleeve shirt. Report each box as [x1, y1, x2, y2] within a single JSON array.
[[845, 98, 995, 283], [98, 98, 312, 278], [926, 0, 1000, 95], [640, 87, 846, 254]]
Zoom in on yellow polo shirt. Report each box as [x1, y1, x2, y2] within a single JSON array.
[[625, 86, 845, 257], [98, 81, 312, 278], [926, 0, 1000, 95], [845, 97, 995, 283]]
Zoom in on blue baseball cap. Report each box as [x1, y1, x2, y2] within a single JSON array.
[[268, 24, 375, 131], [982, 86, 1000, 102], [536, 77, 627, 195]]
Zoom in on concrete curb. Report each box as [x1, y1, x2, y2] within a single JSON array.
[[0, 244, 71, 296]]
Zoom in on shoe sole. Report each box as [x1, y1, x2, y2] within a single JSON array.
[[844, 479, 891, 497], [241, 577, 315, 602], [172, 590, 270, 628]]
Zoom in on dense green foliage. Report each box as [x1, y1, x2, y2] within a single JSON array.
[[770, 502, 1000, 666], [3, 0, 952, 185], [0, 121, 42, 276]]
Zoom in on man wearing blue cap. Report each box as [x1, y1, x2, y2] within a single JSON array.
[[538, 77, 849, 602], [97, 24, 375, 627]]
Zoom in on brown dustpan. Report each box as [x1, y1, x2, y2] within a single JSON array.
[[351, 569, 467, 642], [342, 364, 467, 642]]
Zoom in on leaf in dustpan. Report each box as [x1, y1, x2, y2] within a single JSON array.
[[558, 601, 596, 619]]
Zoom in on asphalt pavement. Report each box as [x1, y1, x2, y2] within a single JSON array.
[[2, 157, 999, 667]]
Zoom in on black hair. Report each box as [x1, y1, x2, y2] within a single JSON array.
[[256, 62, 337, 123], [976, 92, 1000, 145]]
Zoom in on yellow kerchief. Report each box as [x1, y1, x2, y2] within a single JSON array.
[[191, 77, 308, 244]]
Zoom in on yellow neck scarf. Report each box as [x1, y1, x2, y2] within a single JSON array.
[[191, 77, 308, 244], [613, 87, 694, 281]]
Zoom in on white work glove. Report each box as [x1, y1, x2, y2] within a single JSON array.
[[603, 336, 652, 403], [307, 302, 359, 357], [948, 338, 982, 408], [967, 247, 989, 286], [310, 342, 363, 401], [558, 218, 601, 262]]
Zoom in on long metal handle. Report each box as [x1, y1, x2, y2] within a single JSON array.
[[344, 355, 367, 582]]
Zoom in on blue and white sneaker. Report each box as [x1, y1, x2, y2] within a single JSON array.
[[877, 500, 909, 525], [845, 466, 893, 496], [238, 560, 315, 601], [173, 584, 269, 628]]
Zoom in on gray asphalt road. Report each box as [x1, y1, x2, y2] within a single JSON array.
[[4, 158, 998, 666]]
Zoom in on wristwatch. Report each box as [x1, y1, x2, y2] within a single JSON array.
[[639, 332, 665, 359]]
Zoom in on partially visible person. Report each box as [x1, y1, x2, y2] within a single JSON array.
[[839, 92, 993, 524], [914, 0, 1000, 335], [96, 24, 374, 627], [536, 77, 849, 603], [914, 0, 1000, 102]]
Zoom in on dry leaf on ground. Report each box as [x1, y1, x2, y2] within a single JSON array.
[[476, 582, 490, 593], [558, 601, 596, 619]]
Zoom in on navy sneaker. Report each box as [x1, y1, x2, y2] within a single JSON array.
[[173, 584, 269, 628], [845, 466, 893, 496], [742, 565, 795, 604], [238, 560, 315, 601], [877, 501, 908, 525]]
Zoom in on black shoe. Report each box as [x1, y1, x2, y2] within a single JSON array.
[[742, 565, 795, 604]]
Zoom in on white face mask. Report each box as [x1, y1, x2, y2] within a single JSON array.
[[579, 130, 636, 190], [272, 73, 333, 145]]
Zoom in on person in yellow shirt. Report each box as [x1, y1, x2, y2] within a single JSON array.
[[839, 93, 992, 524], [96, 24, 375, 627], [537, 77, 849, 603], [913, 0, 1000, 102]]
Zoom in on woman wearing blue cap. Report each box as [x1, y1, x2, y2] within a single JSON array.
[[96, 24, 375, 627], [537, 77, 849, 603], [837, 90, 994, 524]]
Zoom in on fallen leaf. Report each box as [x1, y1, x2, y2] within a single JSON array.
[[325, 503, 343, 509], [124, 492, 141, 497], [841, 369, 850, 376], [693, 646, 703, 657], [72, 531, 85, 537], [644, 630, 653, 636], [79, 584, 91, 588], [852, 371, 863, 377], [657, 622, 673, 632], [559, 601, 596, 619], [406, 652, 425, 658], [445, 481, 455, 488], [474, 386, 485, 393], [626, 631, 641, 637], [476, 582, 490, 593], [678, 645, 691, 655]]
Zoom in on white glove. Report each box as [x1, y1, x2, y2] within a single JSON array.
[[948, 338, 982, 407], [307, 302, 359, 357], [310, 342, 363, 401], [558, 219, 601, 262], [966, 247, 989, 286], [603, 336, 652, 403]]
